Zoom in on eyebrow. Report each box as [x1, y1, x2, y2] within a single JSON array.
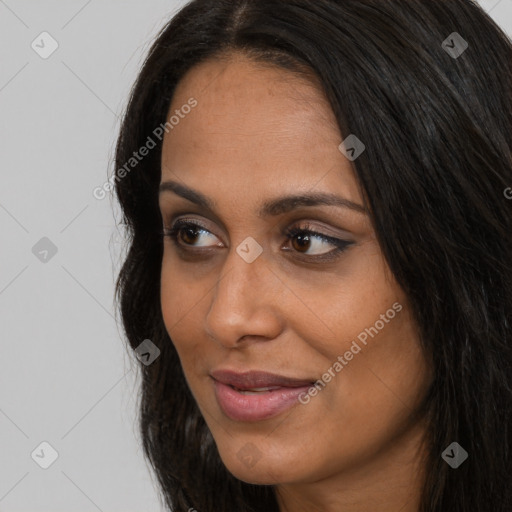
[[159, 180, 368, 216]]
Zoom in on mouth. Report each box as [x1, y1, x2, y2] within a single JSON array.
[[210, 369, 315, 422]]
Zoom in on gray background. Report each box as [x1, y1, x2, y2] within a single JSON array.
[[0, 1, 510, 511]]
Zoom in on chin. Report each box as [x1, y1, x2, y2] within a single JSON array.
[[213, 436, 306, 485], [222, 456, 289, 485]]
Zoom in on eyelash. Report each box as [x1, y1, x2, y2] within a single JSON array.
[[161, 218, 354, 262]]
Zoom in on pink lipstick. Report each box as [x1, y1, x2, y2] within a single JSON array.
[[211, 370, 314, 422]]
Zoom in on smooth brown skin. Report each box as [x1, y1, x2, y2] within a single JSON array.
[[159, 53, 433, 512]]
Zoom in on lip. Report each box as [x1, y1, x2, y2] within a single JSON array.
[[210, 370, 315, 422]]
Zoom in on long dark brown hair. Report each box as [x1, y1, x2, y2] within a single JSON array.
[[113, 1, 512, 510]]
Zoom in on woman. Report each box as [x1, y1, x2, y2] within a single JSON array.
[[113, 0, 512, 510]]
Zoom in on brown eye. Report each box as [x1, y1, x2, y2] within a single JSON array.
[[163, 219, 222, 248], [291, 233, 313, 253], [179, 225, 201, 245], [284, 224, 354, 259]]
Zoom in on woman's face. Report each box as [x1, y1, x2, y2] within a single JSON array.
[[159, 54, 432, 491]]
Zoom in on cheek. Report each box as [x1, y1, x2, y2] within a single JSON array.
[[306, 295, 430, 463], [285, 249, 430, 429], [160, 248, 207, 326], [160, 255, 208, 368], [285, 246, 403, 360]]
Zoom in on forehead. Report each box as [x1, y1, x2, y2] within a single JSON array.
[[164, 54, 340, 152], [172, 52, 330, 112], [160, 54, 362, 211]]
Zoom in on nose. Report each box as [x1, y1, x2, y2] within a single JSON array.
[[204, 243, 284, 348]]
